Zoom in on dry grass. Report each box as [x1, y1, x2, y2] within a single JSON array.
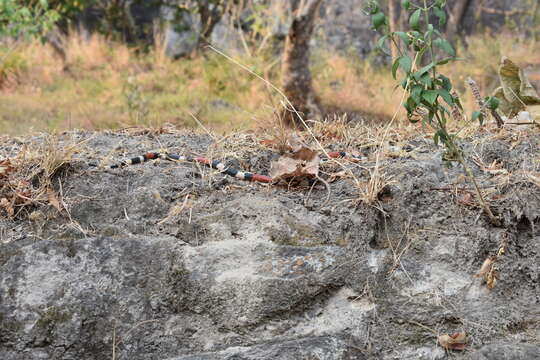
[[0, 135, 80, 218], [1, 32, 540, 137], [0, 32, 278, 135], [313, 51, 404, 122]]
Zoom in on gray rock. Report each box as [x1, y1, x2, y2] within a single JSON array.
[[467, 344, 540, 360], [167, 336, 363, 360], [162, 7, 200, 59], [1, 131, 540, 359]]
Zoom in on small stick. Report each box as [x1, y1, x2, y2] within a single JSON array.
[[457, 154, 500, 226], [490, 108, 505, 128]]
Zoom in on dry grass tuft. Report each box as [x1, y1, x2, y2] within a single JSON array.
[[353, 164, 394, 208], [0, 136, 79, 218]]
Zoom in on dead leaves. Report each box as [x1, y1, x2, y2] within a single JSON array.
[[1, 159, 28, 216], [46, 186, 63, 212], [474, 233, 508, 289], [269, 138, 320, 182], [475, 235, 507, 289], [495, 56, 540, 117], [0, 138, 74, 218], [475, 256, 498, 289], [528, 172, 540, 188], [0, 159, 15, 179], [0, 179, 33, 217], [438, 332, 467, 351]]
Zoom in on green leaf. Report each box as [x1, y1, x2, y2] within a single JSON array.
[[399, 56, 412, 74], [367, 1, 379, 15], [394, 31, 410, 46], [438, 89, 454, 106], [413, 47, 426, 67], [436, 57, 454, 65], [419, 73, 433, 87], [402, 0, 411, 10], [372, 12, 386, 30], [426, 110, 436, 124], [392, 57, 401, 79], [422, 90, 439, 105], [439, 113, 448, 127], [438, 75, 452, 91], [405, 97, 417, 116], [485, 96, 500, 110], [472, 111, 485, 125], [433, 129, 447, 146], [409, 9, 422, 31], [413, 62, 435, 80], [409, 31, 422, 40], [424, 24, 434, 41], [19, 7, 32, 19], [433, 38, 455, 57], [376, 35, 390, 54], [433, 6, 446, 27], [400, 77, 408, 89], [454, 95, 464, 111], [411, 85, 423, 104]]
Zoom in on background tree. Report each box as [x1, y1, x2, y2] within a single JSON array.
[[387, 0, 399, 60], [447, 0, 473, 43], [1, 0, 60, 66], [281, 0, 323, 128], [0, 0, 59, 40]]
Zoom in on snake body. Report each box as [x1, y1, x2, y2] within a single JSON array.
[[110, 151, 363, 184]]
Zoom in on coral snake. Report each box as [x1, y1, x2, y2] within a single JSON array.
[[109, 151, 364, 184]]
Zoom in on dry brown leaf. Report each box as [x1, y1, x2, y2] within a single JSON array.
[[475, 256, 498, 289], [0, 159, 16, 179], [528, 173, 540, 188], [475, 256, 495, 278], [270, 144, 320, 181], [270, 156, 320, 181], [260, 139, 277, 146], [328, 170, 348, 183], [457, 192, 474, 207], [486, 268, 498, 289], [47, 187, 62, 212], [438, 332, 467, 351], [0, 197, 14, 217]]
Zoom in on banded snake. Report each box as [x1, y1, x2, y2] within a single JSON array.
[[109, 151, 365, 184]]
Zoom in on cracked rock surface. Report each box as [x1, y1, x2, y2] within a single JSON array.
[[1, 130, 539, 359]]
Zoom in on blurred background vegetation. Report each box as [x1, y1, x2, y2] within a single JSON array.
[[1, 0, 540, 135]]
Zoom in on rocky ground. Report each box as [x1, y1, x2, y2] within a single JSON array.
[[0, 126, 539, 359]]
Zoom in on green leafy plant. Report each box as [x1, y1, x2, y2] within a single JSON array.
[[0, 0, 60, 84], [367, 0, 500, 225], [0, 0, 59, 39]]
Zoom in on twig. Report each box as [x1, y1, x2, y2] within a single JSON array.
[[457, 155, 500, 226], [188, 112, 217, 141], [490, 109, 505, 128], [304, 175, 331, 208]]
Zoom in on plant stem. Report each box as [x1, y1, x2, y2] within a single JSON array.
[[423, 0, 437, 79], [457, 153, 501, 226]]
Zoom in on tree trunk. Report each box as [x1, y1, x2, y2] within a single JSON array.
[[45, 31, 67, 66], [281, 0, 323, 128], [197, 0, 225, 47], [447, 0, 473, 43]]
